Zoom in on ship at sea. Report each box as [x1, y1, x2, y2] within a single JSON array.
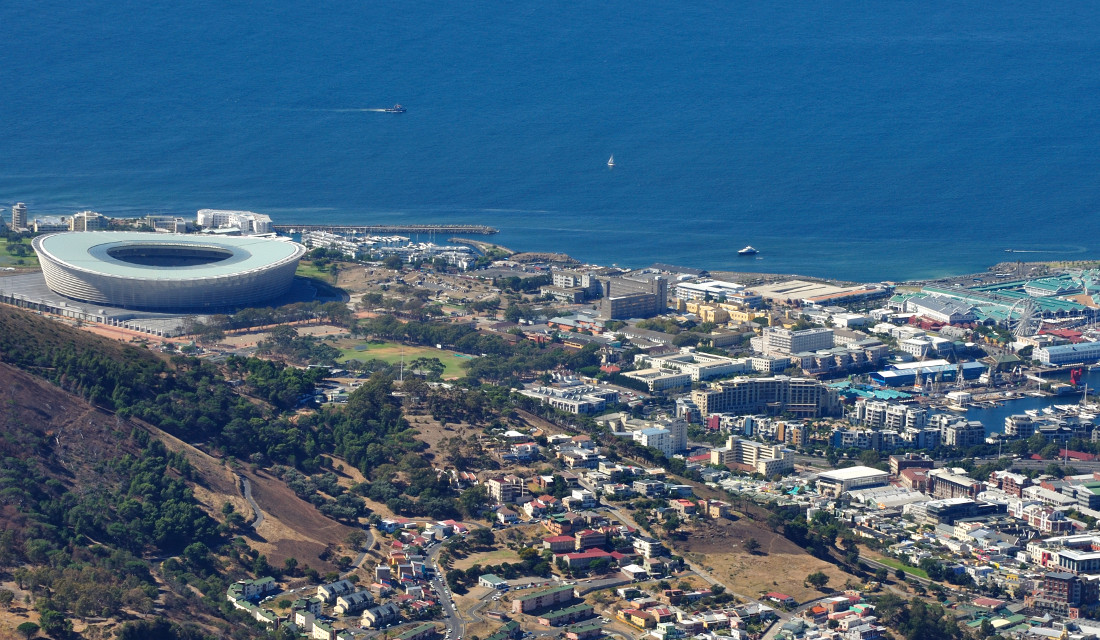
[[384, 104, 406, 113], [738, 246, 758, 256]]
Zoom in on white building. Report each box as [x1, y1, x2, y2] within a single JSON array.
[[816, 466, 889, 497], [518, 385, 619, 414], [634, 348, 751, 381], [905, 296, 978, 324], [710, 437, 793, 476], [68, 210, 107, 231], [11, 203, 27, 230], [761, 327, 834, 355], [1036, 341, 1100, 366], [633, 427, 673, 456], [196, 208, 273, 234], [673, 279, 744, 302], [621, 368, 691, 392]]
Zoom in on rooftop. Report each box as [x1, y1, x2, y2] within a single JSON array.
[[817, 466, 889, 481]]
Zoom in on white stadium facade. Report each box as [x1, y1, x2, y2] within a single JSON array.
[[32, 232, 306, 311]]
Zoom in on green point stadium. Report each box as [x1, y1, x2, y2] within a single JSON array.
[[32, 232, 306, 311]]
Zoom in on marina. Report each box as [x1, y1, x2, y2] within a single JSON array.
[[273, 224, 498, 235]]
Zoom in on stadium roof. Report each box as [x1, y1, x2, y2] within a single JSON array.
[[35, 232, 302, 280]]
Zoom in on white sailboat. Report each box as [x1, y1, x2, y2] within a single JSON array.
[[607, 155, 615, 168]]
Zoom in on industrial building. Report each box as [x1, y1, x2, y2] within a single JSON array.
[[869, 361, 987, 387]]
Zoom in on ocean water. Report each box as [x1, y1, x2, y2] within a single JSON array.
[[3, 1, 1100, 281]]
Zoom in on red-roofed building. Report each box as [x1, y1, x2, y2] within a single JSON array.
[[437, 519, 469, 534], [766, 592, 795, 606], [899, 468, 929, 492], [670, 499, 697, 516], [544, 536, 577, 553], [559, 549, 613, 569], [1064, 450, 1097, 462], [1041, 329, 1086, 343], [972, 597, 1006, 609]]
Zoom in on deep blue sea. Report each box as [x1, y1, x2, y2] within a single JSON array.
[[3, 2, 1100, 281]]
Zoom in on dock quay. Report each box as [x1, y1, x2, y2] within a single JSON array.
[[274, 224, 498, 235]]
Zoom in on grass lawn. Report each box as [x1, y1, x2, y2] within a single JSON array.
[[872, 556, 929, 580], [451, 548, 522, 570], [296, 261, 336, 283], [1, 237, 39, 268], [337, 340, 471, 379]]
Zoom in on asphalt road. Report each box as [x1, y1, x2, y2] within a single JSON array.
[[427, 541, 465, 639], [239, 474, 265, 529], [342, 527, 376, 578]]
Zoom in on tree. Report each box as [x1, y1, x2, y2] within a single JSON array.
[[16, 622, 39, 639], [0, 590, 13, 608], [875, 567, 889, 583], [895, 568, 906, 580], [383, 255, 404, 270], [806, 571, 830, 590], [743, 538, 761, 555]]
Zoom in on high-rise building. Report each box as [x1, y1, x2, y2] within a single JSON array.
[[11, 203, 27, 230], [596, 274, 667, 319]]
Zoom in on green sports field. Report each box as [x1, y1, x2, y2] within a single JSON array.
[[337, 341, 471, 379]]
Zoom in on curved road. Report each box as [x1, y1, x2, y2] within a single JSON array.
[[239, 474, 265, 529]]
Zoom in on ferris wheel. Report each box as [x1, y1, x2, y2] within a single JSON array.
[[1006, 298, 1038, 339]]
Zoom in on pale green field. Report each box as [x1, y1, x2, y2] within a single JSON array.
[[337, 341, 471, 379]]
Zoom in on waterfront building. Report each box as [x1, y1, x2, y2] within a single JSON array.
[[1036, 341, 1100, 365], [934, 417, 986, 448], [11, 202, 26, 230], [68, 210, 106, 231], [1004, 415, 1035, 439], [32, 216, 68, 233], [145, 214, 188, 233], [904, 295, 978, 324], [196, 208, 273, 234], [850, 399, 927, 431]]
